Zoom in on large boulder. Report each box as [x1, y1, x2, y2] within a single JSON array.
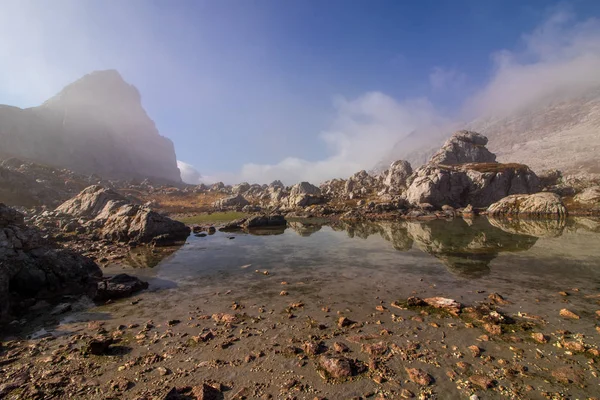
[[56, 185, 190, 245], [213, 193, 250, 209], [429, 130, 496, 166], [384, 160, 413, 192], [287, 182, 324, 208], [405, 163, 540, 208], [0, 203, 101, 321], [487, 192, 568, 218]]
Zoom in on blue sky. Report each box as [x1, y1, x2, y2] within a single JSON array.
[[2, 0, 600, 184]]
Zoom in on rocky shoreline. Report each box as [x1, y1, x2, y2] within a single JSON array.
[[1, 129, 600, 399]]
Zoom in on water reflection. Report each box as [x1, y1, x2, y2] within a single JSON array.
[[404, 219, 537, 278]]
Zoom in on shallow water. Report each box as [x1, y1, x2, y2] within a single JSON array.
[[7, 216, 600, 399], [119, 216, 600, 301]]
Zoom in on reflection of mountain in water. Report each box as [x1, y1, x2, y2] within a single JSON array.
[[327, 218, 540, 278], [405, 219, 538, 278], [279, 217, 600, 277]]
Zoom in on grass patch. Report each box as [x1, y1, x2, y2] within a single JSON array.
[[175, 212, 247, 225]]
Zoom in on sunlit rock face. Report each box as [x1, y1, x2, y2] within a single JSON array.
[[0, 70, 181, 183], [404, 131, 540, 208]]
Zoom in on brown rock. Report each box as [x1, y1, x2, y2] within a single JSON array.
[[552, 366, 585, 386], [406, 296, 426, 307], [400, 389, 415, 398], [469, 374, 494, 389], [562, 341, 586, 352], [488, 293, 510, 305], [531, 332, 549, 344], [212, 313, 238, 324], [333, 342, 349, 353], [468, 345, 481, 357], [483, 323, 502, 335], [85, 336, 116, 355], [361, 341, 388, 356], [405, 367, 434, 386], [559, 309, 580, 319], [192, 383, 222, 400], [338, 316, 353, 328], [319, 355, 353, 379]]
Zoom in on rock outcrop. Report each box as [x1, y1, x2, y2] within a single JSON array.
[[384, 160, 413, 192], [404, 131, 540, 208], [405, 163, 540, 208], [0, 203, 101, 321], [56, 185, 190, 245], [0, 70, 181, 183], [428, 130, 496, 166], [487, 192, 567, 217]]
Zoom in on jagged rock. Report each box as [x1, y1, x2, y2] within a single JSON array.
[[429, 130, 496, 165], [269, 180, 284, 190], [56, 185, 190, 244], [213, 194, 250, 209], [487, 192, 567, 217], [232, 182, 250, 195], [0, 70, 181, 182], [405, 163, 540, 208], [0, 203, 101, 321], [384, 160, 413, 192], [95, 274, 149, 301], [573, 186, 600, 205], [288, 182, 324, 207]]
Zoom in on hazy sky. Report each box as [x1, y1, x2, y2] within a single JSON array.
[[2, 0, 600, 184]]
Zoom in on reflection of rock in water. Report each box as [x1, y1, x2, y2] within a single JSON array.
[[125, 246, 180, 268], [405, 218, 538, 278], [377, 223, 413, 251], [487, 217, 566, 238], [331, 221, 413, 250], [288, 221, 324, 237], [247, 226, 287, 236], [572, 217, 600, 233]]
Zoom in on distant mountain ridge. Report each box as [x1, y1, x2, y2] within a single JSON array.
[[377, 90, 600, 175], [0, 70, 181, 183]]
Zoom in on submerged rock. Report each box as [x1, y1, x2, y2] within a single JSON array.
[[95, 274, 149, 302], [487, 192, 567, 218]]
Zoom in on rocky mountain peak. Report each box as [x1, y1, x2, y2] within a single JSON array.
[[42, 70, 141, 110], [0, 70, 182, 183]]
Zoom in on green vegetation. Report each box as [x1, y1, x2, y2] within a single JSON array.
[[175, 212, 247, 225]]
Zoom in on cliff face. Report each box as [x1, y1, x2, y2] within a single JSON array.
[[0, 70, 181, 183]]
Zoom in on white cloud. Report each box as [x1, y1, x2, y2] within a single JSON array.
[[177, 160, 202, 184], [429, 67, 466, 91], [235, 92, 442, 185], [465, 8, 600, 117]]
